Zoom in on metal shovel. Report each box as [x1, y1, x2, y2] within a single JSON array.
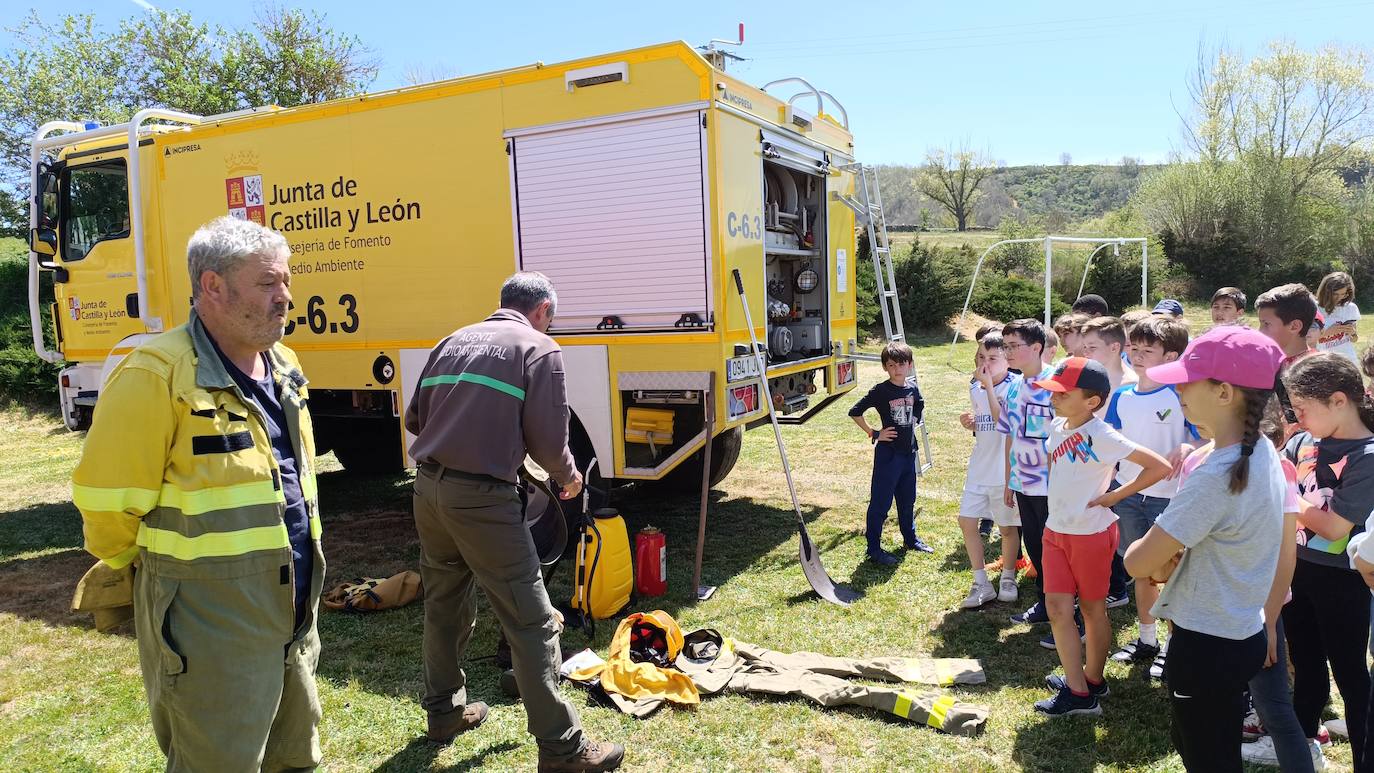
[[731, 269, 861, 606]]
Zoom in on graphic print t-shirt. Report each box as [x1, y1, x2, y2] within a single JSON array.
[[1046, 416, 1139, 534], [848, 377, 924, 455], [967, 373, 1015, 488], [1105, 384, 1199, 499], [996, 366, 1056, 497], [1285, 431, 1374, 568], [1317, 302, 1361, 363]]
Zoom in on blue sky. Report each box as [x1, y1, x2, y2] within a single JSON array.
[[14, 0, 1374, 165]]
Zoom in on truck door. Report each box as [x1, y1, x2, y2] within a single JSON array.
[[53, 155, 144, 358]]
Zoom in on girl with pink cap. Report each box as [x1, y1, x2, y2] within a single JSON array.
[[1124, 326, 1287, 772]]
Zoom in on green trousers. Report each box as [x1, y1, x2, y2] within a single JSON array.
[[412, 465, 583, 756], [134, 565, 322, 772]]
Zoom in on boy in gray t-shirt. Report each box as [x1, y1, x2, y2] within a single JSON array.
[[1151, 439, 1285, 638]]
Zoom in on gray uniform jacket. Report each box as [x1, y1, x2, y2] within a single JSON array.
[[406, 308, 578, 486]]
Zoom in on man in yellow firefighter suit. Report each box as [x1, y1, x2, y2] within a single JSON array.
[[72, 216, 325, 772]]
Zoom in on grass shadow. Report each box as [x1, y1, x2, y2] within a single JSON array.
[[312, 471, 828, 707], [373, 737, 520, 772], [1009, 688, 1178, 771], [0, 501, 106, 632]]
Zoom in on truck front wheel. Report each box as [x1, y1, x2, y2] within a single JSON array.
[[657, 426, 743, 492]]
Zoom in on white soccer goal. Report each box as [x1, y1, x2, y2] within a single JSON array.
[[946, 235, 1150, 367]]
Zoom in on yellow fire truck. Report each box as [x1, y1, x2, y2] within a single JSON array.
[[27, 41, 898, 488]]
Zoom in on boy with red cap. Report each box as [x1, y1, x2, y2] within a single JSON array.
[[1033, 357, 1171, 717]]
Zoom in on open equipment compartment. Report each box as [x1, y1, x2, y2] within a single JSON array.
[[761, 158, 829, 367]]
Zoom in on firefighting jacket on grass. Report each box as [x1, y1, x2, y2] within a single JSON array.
[[71, 310, 324, 629], [571, 625, 990, 736], [567, 611, 700, 706], [404, 308, 577, 486]]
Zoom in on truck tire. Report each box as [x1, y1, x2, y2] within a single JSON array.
[[331, 418, 404, 474], [657, 426, 743, 493]]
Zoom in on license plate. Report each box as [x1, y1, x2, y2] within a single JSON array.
[[726, 354, 761, 383], [727, 383, 761, 420]]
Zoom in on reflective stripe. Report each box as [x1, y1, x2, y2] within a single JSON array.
[[104, 545, 142, 570], [927, 695, 956, 729], [72, 484, 159, 515], [137, 523, 290, 560], [935, 664, 955, 687], [300, 471, 318, 501], [893, 693, 913, 719], [420, 373, 525, 400], [158, 480, 283, 516], [309, 514, 321, 539]]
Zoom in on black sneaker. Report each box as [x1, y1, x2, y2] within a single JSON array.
[[1010, 601, 1050, 625], [1034, 686, 1102, 717], [979, 518, 993, 538], [867, 549, 900, 566], [903, 536, 935, 554], [1105, 592, 1131, 609], [1045, 673, 1110, 698], [1039, 617, 1086, 650], [1110, 638, 1160, 663]]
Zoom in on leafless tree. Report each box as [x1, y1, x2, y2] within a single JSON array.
[[917, 144, 994, 232]]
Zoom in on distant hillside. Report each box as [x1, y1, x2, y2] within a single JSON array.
[[874, 162, 1159, 230]]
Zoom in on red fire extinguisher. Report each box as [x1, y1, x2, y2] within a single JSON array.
[[635, 526, 667, 597]]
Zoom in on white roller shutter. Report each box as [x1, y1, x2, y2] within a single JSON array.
[[512, 111, 709, 331]]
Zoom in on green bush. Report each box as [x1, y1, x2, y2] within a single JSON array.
[[855, 231, 880, 334], [972, 275, 1069, 323], [1084, 249, 1147, 312], [0, 243, 60, 404], [892, 241, 972, 332], [855, 236, 971, 336]]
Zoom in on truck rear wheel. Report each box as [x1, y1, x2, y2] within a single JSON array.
[[657, 426, 743, 493], [330, 417, 404, 474]]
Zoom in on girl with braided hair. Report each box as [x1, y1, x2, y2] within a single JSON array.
[[1124, 326, 1287, 772], [1281, 352, 1374, 771]]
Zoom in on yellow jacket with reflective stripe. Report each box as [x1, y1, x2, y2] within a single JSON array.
[[72, 311, 324, 630]]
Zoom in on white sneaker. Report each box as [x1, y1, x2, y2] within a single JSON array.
[[1242, 709, 1266, 741], [1239, 736, 1278, 767], [961, 580, 996, 609], [997, 576, 1019, 603], [1323, 718, 1348, 740], [1239, 736, 1327, 770]]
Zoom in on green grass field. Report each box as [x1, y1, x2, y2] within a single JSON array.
[[0, 311, 1365, 771]]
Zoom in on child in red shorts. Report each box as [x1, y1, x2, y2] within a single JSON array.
[[1033, 358, 1171, 716]]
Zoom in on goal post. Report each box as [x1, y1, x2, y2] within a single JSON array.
[[946, 235, 1149, 368]]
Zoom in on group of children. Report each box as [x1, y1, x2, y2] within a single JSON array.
[[847, 270, 1374, 772]]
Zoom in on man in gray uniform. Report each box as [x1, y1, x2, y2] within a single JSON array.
[[406, 272, 624, 772]]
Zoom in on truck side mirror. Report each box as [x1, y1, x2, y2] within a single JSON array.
[[29, 227, 56, 257]]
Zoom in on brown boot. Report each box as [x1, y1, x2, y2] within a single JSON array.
[[537, 740, 625, 772], [425, 702, 488, 743]]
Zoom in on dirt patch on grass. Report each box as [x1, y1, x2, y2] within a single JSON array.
[[0, 549, 91, 630], [320, 509, 420, 588]]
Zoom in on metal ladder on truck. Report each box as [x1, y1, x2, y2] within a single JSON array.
[[836, 163, 934, 473]]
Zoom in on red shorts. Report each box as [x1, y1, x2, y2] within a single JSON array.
[[1042, 523, 1120, 601]]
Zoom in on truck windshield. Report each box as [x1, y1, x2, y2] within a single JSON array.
[[62, 160, 129, 261]]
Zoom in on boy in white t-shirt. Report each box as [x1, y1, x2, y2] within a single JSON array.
[[957, 333, 1021, 608], [1104, 316, 1198, 668], [1032, 358, 1170, 717], [1079, 317, 1139, 400]]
